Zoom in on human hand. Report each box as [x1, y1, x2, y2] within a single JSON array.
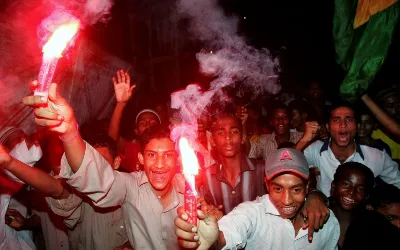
[[302, 190, 330, 242], [113, 240, 133, 250], [302, 121, 320, 142], [198, 197, 223, 221], [175, 206, 219, 250], [5, 209, 25, 230], [22, 81, 76, 135], [317, 125, 329, 140], [112, 70, 136, 103], [235, 106, 249, 125]]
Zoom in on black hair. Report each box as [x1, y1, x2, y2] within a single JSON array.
[[368, 183, 400, 209], [375, 88, 397, 103], [267, 101, 291, 121], [356, 105, 377, 124], [333, 162, 375, 193], [139, 124, 173, 153], [277, 141, 295, 149], [288, 99, 311, 116], [328, 99, 357, 121], [210, 111, 243, 134], [83, 133, 118, 159]]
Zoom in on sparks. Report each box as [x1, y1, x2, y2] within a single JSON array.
[[42, 20, 80, 58]]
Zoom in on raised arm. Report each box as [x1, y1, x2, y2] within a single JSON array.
[[361, 94, 400, 139], [109, 70, 136, 152]]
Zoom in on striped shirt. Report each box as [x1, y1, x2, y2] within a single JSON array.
[[248, 132, 304, 160], [219, 195, 339, 250], [201, 156, 266, 214]]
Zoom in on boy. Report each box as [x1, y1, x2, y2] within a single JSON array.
[[176, 148, 340, 249]]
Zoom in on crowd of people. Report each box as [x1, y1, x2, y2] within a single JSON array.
[[0, 69, 399, 250]]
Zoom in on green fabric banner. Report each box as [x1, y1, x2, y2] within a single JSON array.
[[333, 0, 399, 102]]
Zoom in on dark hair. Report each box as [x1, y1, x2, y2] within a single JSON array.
[[328, 99, 357, 121], [357, 105, 377, 124], [267, 101, 291, 121], [333, 162, 375, 193], [288, 99, 311, 117], [375, 88, 397, 103], [139, 124, 172, 152], [368, 184, 400, 209], [84, 133, 118, 159], [277, 141, 295, 149], [210, 112, 243, 133]]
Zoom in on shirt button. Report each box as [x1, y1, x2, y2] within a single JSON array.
[[232, 191, 236, 194]]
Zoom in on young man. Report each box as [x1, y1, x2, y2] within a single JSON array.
[[288, 99, 310, 133], [296, 101, 400, 196], [329, 162, 375, 247], [248, 102, 303, 160], [357, 109, 391, 156], [342, 184, 400, 249], [0, 133, 130, 250], [175, 148, 340, 250], [21, 81, 187, 249], [201, 113, 266, 215]]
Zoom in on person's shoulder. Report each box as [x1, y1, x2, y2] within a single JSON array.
[[230, 195, 267, 213], [305, 140, 325, 152]]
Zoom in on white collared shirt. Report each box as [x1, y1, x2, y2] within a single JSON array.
[[218, 195, 339, 250], [304, 140, 400, 196], [59, 142, 185, 250]]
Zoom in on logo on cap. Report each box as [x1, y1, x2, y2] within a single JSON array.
[[280, 150, 292, 161]]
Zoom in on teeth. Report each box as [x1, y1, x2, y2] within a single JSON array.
[[282, 207, 296, 214], [342, 197, 354, 204]]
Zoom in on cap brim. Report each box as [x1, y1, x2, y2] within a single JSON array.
[[266, 169, 309, 181]]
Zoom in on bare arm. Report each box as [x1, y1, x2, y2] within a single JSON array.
[[2, 157, 66, 199], [361, 94, 400, 139]]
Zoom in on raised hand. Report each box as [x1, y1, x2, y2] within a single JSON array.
[[22, 81, 76, 135], [112, 70, 136, 103], [235, 106, 249, 125]]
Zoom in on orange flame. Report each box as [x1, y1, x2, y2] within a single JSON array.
[[179, 137, 199, 175], [42, 20, 80, 58]]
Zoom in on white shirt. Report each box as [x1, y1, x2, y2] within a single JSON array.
[[59, 142, 185, 250], [304, 140, 400, 196], [219, 195, 339, 250]]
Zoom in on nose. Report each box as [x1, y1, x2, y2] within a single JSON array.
[[155, 155, 164, 169], [339, 119, 347, 128], [226, 132, 233, 141], [281, 190, 293, 206]]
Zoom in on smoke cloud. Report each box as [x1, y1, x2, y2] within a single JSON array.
[[171, 0, 281, 144]]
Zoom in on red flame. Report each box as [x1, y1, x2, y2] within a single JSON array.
[[42, 20, 80, 58], [179, 137, 199, 175]]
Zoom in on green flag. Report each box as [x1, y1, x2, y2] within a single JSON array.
[[333, 0, 399, 102]]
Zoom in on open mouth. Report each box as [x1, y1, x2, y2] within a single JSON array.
[[338, 131, 349, 142], [281, 206, 296, 215], [341, 197, 355, 205], [152, 170, 169, 181]]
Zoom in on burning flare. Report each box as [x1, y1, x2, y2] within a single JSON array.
[[42, 20, 80, 58], [179, 137, 199, 176]]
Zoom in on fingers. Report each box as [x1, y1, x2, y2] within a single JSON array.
[[34, 118, 63, 128], [175, 211, 199, 248], [125, 72, 130, 85], [34, 108, 64, 121], [177, 239, 199, 249], [29, 80, 38, 92], [22, 95, 47, 107], [117, 70, 122, 83], [48, 83, 65, 105], [129, 84, 136, 94]]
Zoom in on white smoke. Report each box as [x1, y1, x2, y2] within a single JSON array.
[[171, 0, 280, 144]]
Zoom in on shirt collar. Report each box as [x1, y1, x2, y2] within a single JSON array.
[[319, 139, 364, 160], [139, 171, 185, 194], [264, 195, 280, 216]]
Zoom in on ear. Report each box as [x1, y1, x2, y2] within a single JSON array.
[[325, 123, 330, 132], [210, 135, 216, 147], [113, 156, 121, 170], [330, 181, 336, 197], [241, 134, 246, 145], [134, 128, 139, 136], [357, 123, 361, 131], [138, 152, 144, 165], [264, 177, 269, 193]]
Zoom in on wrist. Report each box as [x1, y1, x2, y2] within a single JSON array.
[[2, 156, 15, 171], [59, 121, 79, 143], [116, 101, 128, 107]]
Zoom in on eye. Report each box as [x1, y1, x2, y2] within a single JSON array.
[[165, 153, 175, 158], [217, 131, 224, 136], [231, 129, 240, 134], [292, 188, 302, 193], [147, 153, 155, 157], [273, 187, 282, 193], [341, 181, 350, 188], [356, 186, 365, 193], [332, 118, 340, 123], [346, 118, 354, 123]]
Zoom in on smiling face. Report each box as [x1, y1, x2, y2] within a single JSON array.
[[271, 108, 290, 136], [266, 173, 307, 219], [138, 138, 178, 194], [328, 106, 357, 148], [211, 116, 243, 158], [332, 168, 369, 211]]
